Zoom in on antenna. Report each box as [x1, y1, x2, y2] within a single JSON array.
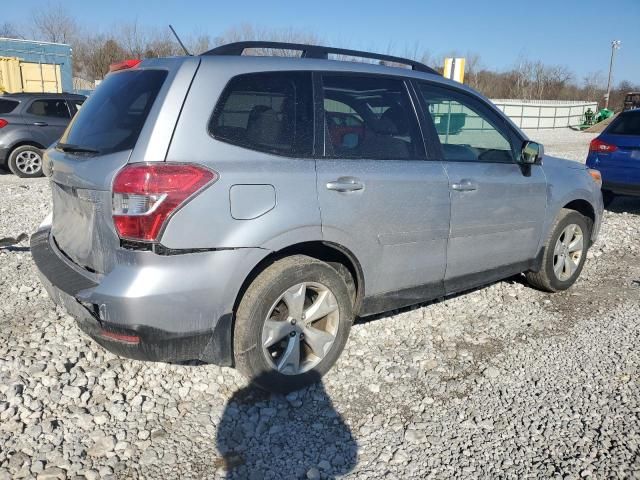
[[169, 25, 191, 56]]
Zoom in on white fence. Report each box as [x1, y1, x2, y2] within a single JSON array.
[[491, 99, 597, 129]]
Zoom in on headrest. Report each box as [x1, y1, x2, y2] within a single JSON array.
[[246, 106, 281, 146], [378, 106, 409, 135]]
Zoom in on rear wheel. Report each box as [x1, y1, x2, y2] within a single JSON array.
[[526, 209, 591, 292], [234, 255, 353, 393], [8, 146, 44, 178]]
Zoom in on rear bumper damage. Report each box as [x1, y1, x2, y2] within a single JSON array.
[[31, 227, 235, 365]]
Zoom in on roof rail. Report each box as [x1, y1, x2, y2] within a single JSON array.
[[202, 41, 440, 75]]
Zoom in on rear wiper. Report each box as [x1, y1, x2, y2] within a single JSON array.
[[56, 143, 100, 154]]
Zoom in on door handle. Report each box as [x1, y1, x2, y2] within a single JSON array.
[[451, 179, 477, 192], [326, 177, 365, 192], [32, 122, 48, 127]]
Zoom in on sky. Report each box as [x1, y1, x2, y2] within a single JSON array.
[[4, 0, 639, 85]]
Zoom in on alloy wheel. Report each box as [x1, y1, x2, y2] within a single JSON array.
[[15, 150, 42, 175], [553, 224, 584, 281], [261, 282, 340, 375]]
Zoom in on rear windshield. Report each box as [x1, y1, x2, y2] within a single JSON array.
[[0, 99, 19, 114], [607, 112, 640, 136], [59, 69, 167, 154]]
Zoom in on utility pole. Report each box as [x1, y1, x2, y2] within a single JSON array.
[[604, 40, 621, 109]]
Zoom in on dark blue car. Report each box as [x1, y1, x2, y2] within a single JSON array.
[[587, 109, 640, 206]]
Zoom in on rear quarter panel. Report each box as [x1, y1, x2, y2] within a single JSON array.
[[161, 58, 322, 251]]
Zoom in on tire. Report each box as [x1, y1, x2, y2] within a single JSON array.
[[526, 209, 591, 292], [602, 190, 615, 208], [234, 255, 354, 393], [8, 145, 44, 178]]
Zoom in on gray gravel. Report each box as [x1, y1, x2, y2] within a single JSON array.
[[1, 129, 640, 479]]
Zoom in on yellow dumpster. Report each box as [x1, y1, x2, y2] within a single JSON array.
[[0, 56, 62, 93]]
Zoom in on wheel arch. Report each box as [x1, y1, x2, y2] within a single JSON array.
[[9, 140, 46, 155], [232, 240, 365, 317], [563, 198, 595, 225]]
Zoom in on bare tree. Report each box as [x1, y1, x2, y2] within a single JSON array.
[[75, 35, 126, 81], [119, 21, 148, 59], [0, 22, 24, 39], [32, 2, 78, 43]]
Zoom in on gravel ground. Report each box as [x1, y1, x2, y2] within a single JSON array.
[[1, 128, 640, 479]]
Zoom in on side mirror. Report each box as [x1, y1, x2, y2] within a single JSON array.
[[520, 141, 544, 165]]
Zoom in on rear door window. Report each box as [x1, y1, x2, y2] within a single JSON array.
[[607, 112, 640, 136], [27, 99, 70, 118], [59, 69, 167, 154], [209, 71, 314, 156], [321, 75, 424, 160], [0, 99, 19, 114]]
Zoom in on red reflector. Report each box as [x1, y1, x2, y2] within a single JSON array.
[[109, 59, 142, 72], [0, 119, 8, 128], [100, 330, 140, 344], [589, 138, 617, 153], [112, 163, 217, 242]]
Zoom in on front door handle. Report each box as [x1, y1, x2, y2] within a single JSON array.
[[326, 177, 364, 192], [32, 122, 48, 127], [451, 179, 478, 192]]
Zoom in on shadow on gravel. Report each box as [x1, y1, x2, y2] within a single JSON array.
[[216, 372, 357, 479]]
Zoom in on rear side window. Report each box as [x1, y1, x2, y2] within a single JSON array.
[[210, 72, 313, 156], [607, 112, 640, 136], [321, 75, 424, 160], [60, 69, 167, 155], [0, 99, 19, 114], [27, 99, 70, 118]]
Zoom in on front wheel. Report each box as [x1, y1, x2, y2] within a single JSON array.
[[234, 255, 354, 393], [526, 209, 591, 292]]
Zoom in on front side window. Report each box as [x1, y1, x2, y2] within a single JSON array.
[[210, 72, 313, 156], [27, 99, 70, 119], [418, 84, 515, 163], [321, 75, 424, 160]]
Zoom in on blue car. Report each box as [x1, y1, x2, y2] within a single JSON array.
[[587, 109, 640, 206]]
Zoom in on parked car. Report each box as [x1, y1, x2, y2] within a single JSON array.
[[31, 43, 604, 393], [0, 92, 85, 177], [587, 108, 640, 206]]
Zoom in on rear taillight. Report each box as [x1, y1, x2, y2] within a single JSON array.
[[109, 59, 142, 72], [112, 163, 217, 242], [0, 119, 8, 128], [589, 138, 618, 153]]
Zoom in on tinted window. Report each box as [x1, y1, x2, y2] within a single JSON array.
[[0, 99, 19, 114], [607, 112, 640, 136], [210, 72, 313, 156], [60, 69, 167, 154], [27, 99, 70, 118], [322, 75, 423, 160], [418, 84, 514, 163]]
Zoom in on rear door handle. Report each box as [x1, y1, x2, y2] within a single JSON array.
[[451, 179, 477, 192], [326, 176, 365, 192], [32, 122, 48, 127]]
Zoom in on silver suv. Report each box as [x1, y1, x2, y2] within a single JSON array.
[[32, 42, 604, 392]]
